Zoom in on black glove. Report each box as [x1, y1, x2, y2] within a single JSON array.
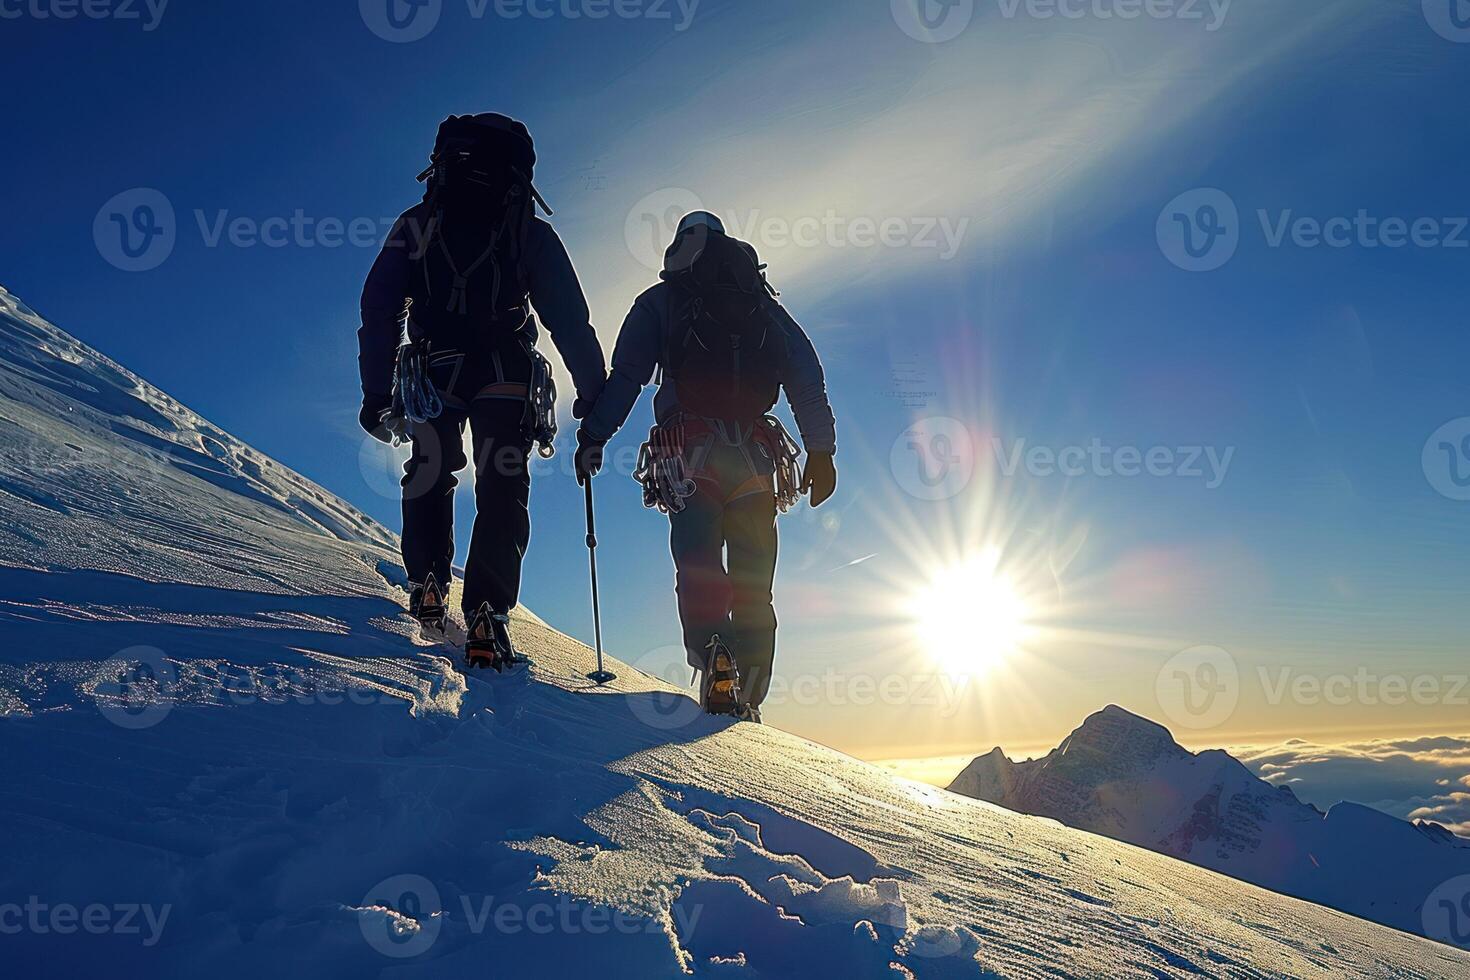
[[801, 452, 837, 508], [359, 395, 394, 445], [573, 375, 608, 421], [575, 429, 606, 486]]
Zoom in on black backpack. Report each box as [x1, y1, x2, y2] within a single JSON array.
[[411, 114, 551, 339], [660, 229, 787, 421]]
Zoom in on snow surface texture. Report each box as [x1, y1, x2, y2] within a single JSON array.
[[947, 705, 1470, 945], [0, 285, 1465, 978]]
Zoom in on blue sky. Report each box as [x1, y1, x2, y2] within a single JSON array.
[[3, 0, 1469, 768]]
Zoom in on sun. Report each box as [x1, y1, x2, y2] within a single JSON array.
[[909, 549, 1032, 677]]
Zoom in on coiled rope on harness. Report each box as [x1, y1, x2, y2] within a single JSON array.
[[761, 415, 805, 514], [522, 340, 558, 459], [634, 419, 698, 514], [393, 342, 444, 425]]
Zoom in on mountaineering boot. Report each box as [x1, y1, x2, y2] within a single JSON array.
[[466, 603, 516, 671], [700, 635, 744, 716], [410, 573, 448, 632]]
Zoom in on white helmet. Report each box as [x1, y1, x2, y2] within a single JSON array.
[[675, 211, 725, 237]]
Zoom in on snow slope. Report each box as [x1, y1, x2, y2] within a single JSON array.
[[0, 284, 1465, 978], [947, 705, 1470, 945]]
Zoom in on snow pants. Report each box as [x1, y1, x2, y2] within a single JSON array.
[[669, 426, 780, 709], [400, 348, 533, 616]]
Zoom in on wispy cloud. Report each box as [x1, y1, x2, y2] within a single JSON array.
[[549, 0, 1401, 338]]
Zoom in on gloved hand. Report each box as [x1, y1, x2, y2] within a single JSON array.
[[359, 395, 395, 445], [575, 428, 606, 487], [573, 374, 608, 421], [802, 452, 837, 508]]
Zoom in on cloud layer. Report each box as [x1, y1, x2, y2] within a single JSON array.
[[1235, 734, 1470, 836]]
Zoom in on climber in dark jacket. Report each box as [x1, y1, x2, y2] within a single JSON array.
[[358, 113, 607, 668], [578, 212, 837, 719]]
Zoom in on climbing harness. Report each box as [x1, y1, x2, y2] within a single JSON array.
[[633, 413, 803, 515]]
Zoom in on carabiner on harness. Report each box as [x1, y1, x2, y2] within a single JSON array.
[[521, 339, 558, 459], [634, 419, 698, 514], [758, 415, 805, 514], [393, 341, 445, 427]]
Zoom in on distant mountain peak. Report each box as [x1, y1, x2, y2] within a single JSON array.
[[1058, 704, 1183, 767], [948, 705, 1470, 943]]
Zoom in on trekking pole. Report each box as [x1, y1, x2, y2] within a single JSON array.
[[584, 479, 616, 685]]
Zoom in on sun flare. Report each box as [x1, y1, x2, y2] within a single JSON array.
[[910, 550, 1031, 677]]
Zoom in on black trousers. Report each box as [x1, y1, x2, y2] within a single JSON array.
[[400, 396, 532, 616], [669, 433, 779, 708]]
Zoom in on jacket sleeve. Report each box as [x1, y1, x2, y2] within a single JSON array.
[[357, 213, 415, 400], [580, 290, 663, 444], [775, 305, 837, 455], [523, 221, 608, 405]]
